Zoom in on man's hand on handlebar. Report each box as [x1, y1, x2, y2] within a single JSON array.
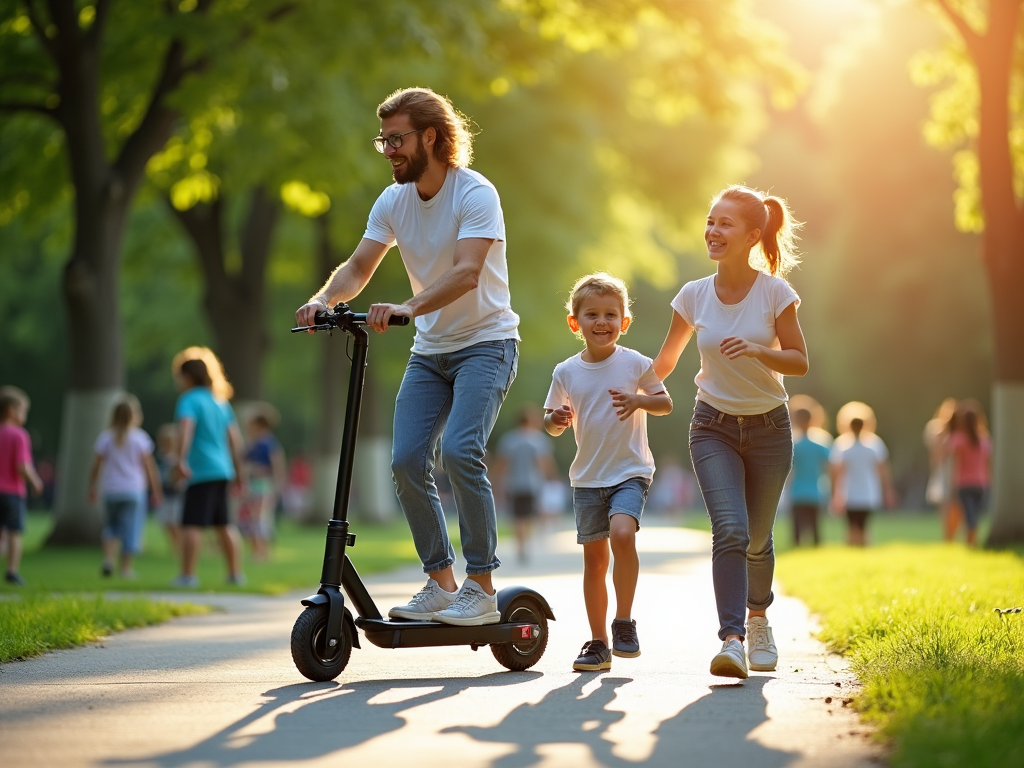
[[296, 299, 329, 332], [366, 302, 414, 334]]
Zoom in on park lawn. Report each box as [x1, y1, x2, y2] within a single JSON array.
[[0, 594, 211, 663], [1, 511, 422, 663], [776, 544, 1024, 768], [6, 511, 421, 596]]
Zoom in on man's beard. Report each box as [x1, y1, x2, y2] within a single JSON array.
[[393, 141, 429, 185]]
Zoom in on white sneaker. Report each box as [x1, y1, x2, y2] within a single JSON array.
[[388, 579, 458, 621], [746, 616, 778, 671], [432, 580, 501, 626], [710, 638, 749, 679]]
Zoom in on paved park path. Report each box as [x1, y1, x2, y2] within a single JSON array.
[[0, 523, 885, 768]]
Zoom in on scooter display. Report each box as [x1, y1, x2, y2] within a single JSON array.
[[289, 303, 554, 682]]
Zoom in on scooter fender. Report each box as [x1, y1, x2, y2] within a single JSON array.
[[299, 591, 360, 648], [496, 585, 556, 622]]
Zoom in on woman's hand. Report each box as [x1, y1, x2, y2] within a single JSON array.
[[549, 405, 573, 429], [720, 336, 764, 360]]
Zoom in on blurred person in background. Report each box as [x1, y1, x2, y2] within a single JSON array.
[[493, 405, 557, 564], [923, 398, 962, 541], [88, 395, 162, 579], [830, 401, 897, 546], [945, 399, 991, 547], [788, 406, 832, 546], [239, 407, 286, 561], [0, 386, 43, 586], [154, 423, 185, 555], [170, 347, 246, 588]]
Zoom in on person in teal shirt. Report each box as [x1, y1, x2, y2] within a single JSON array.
[[789, 408, 832, 546], [171, 347, 245, 587]]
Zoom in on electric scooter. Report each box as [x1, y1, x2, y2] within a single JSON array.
[[289, 303, 554, 682]]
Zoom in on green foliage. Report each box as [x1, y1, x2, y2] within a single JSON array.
[[777, 543, 1024, 768], [910, 0, 1024, 232], [0, 593, 209, 663]]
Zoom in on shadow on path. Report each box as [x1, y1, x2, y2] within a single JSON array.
[[105, 672, 539, 768], [445, 675, 800, 768]]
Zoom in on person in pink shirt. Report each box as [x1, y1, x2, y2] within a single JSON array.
[[946, 399, 991, 547], [0, 387, 43, 586]]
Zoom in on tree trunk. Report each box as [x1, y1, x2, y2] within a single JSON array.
[[968, 0, 1024, 546], [170, 187, 280, 402]]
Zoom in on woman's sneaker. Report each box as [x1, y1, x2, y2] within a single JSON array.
[[432, 580, 500, 626], [573, 639, 612, 671], [710, 638, 749, 679], [746, 616, 778, 671], [388, 579, 458, 621], [610, 618, 641, 658]]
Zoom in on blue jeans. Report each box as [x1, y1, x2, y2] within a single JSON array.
[[689, 400, 793, 640], [103, 492, 147, 555], [957, 486, 986, 531], [392, 339, 518, 575]]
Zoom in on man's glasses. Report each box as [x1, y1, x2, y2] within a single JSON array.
[[372, 129, 423, 153]]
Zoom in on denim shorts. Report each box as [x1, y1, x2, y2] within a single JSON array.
[[0, 493, 27, 532], [572, 477, 650, 544]]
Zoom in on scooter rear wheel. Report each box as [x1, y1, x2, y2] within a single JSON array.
[[491, 595, 548, 671], [291, 605, 353, 682]]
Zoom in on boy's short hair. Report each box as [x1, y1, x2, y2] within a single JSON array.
[[0, 386, 30, 418], [565, 272, 632, 319]]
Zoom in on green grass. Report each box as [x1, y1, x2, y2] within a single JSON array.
[[776, 544, 1024, 768], [0, 593, 211, 663], [1, 511, 422, 663], [6, 511, 421, 595]]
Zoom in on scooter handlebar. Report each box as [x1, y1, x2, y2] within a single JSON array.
[[291, 305, 411, 333]]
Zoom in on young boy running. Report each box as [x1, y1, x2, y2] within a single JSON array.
[[0, 387, 43, 586], [544, 273, 673, 671]]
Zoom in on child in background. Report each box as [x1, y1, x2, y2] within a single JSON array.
[[88, 395, 163, 578], [545, 273, 673, 671], [829, 401, 896, 546], [789, 407, 832, 546], [239, 409, 286, 561], [155, 423, 185, 555], [0, 387, 43, 586], [946, 399, 991, 547]]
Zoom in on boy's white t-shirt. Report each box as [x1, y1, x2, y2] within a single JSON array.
[[94, 427, 154, 495], [671, 271, 800, 416], [829, 432, 889, 509], [544, 346, 666, 488], [363, 166, 520, 355]]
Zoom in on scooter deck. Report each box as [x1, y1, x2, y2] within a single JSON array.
[[355, 617, 541, 650]]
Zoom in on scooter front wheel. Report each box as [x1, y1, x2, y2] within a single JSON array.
[[491, 595, 548, 671], [291, 605, 353, 681]]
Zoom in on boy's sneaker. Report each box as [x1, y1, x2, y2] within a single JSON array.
[[746, 616, 778, 671], [388, 579, 458, 621], [171, 574, 200, 588], [610, 618, 641, 658], [101, 563, 113, 577], [710, 638, 749, 679], [433, 580, 501, 626], [5, 571, 24, 586], [226, 573, 247, 586], [573, 639, 612, 671]]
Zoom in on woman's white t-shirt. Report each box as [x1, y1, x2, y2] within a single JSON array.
[[544, 346, 665, 488], [363, 166, 520, 355], [671, 271, 800, 416]]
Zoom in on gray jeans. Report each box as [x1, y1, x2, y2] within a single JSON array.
[[391, 339, 518, 575], [689, 400, 793, 640]]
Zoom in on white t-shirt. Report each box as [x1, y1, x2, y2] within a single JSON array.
[[364, 166, 520, 354], [94, 427, 154, 495], [544, 346, 666, 488], [829, 432, 889, 509], [671, 271, 800, 416]]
